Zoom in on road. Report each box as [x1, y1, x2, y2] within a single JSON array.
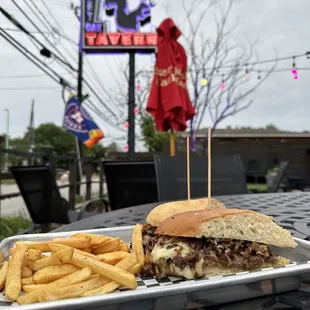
[[0, 178, 104, 218]]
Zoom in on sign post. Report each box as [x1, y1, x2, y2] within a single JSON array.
[[80, 0, 157, 159]]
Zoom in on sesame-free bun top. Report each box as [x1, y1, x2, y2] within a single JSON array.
[[146, 198, 225, 227], [155, 208, 297, 248]]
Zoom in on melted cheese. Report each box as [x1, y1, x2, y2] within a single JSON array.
[[151, 240, 192, 262]]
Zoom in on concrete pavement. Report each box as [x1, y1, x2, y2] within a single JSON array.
[[0, 178, 104, 219]]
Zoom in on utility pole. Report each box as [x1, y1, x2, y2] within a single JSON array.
[[128, 51, 135, 159], [28, 99, 35, 165], [74, 4, 84, 195], [4, 108, 10, 172], [76, 49, 84, 195]]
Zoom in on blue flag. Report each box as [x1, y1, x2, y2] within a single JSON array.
[[63, 97, 104, 148]]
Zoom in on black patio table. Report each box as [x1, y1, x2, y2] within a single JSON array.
[[55, 192, 310, 309]]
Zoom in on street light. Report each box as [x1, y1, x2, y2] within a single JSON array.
[[4, 109, 10, 172]]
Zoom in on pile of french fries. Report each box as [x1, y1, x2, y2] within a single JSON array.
[[0, 224, 144, 305]]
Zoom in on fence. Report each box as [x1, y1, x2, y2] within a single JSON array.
[[0, 146, 105, 211]]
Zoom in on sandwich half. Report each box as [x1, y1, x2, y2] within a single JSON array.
[[146, 208, 296, 279], [141, 198, 225, 276]]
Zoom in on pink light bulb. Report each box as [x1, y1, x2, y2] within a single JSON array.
[[136, 84, 141, 90], [291, 69, 297, 74], [124, 145, 129, 150], [124, 122, 129, 129], [294, 75, 299, 80], [134, 108, 140, 114], [220, 83, 226, 89]]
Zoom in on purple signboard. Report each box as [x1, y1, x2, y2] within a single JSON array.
[[81, 0, 157, 53]]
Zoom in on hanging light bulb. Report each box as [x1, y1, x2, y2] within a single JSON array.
[[124, 145, 129, 150], [124, 122, 129, 129], [134, 107, 140, 114], [136, 79, 141, 90], [200, 79, 208, 86], [257, 71, 261, 81], [294, 75, 299, 80], [220, 74, 226, 89]]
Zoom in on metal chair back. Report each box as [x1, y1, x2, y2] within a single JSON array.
[[103, 160, 158, 210], [10, 165, 70, 224], [154, 154, 248, 201], [268, 160, 290, 193]]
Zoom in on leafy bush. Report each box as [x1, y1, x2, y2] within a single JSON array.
[[0, 217, 32, 241]]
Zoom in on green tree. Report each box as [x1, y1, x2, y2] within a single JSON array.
[[140, 115, 170, 152], [11, 123, 109, 157]]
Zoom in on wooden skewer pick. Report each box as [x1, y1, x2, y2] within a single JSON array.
[[186, 136, 191, 200], [208, 127, 211, 207]]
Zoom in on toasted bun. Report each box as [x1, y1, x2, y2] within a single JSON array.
[[155, 208, 297, 248], [154, 256, 291, 279], [146, 198, 226, 227]]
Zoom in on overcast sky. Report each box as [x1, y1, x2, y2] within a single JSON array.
[[0, 0, 310, 151]]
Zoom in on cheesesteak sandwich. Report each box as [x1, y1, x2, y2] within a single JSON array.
[[144, 208, 297, 279], [140, 198, 225, 276]]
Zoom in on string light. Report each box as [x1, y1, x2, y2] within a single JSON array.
[[291, 57, 299, 80], [200, 79, 208, 86], [124, 122, 129, 129], [124, 145, 129, 150], [257, 71, 261, 81], [136, 79, 141, 90], [220, 74, 226, 89], [134, 107, 140, 114]]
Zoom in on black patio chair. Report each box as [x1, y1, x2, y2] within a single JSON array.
[[267, 160, 290, 193], [103, 160, 158, 210], [154, 154, 248, 201], [10, 165, 104, 232]]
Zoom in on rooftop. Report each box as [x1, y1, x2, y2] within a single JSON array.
[[182, 127, 310, 138]]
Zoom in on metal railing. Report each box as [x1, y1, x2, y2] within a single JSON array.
[[0, 147, 105, 209]]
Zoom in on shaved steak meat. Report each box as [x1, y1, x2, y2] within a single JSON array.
[[140, 224, 279, 279], [140, 223, 159, 276]]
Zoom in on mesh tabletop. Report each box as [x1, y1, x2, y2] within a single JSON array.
[[54, 192, 310, 309]]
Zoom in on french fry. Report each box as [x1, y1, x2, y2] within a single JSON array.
[[23, 284, 46, 293], [132, 224, 145, 267], [5, 243, 27, 301], [0, 261, 9, 291], [119, 243, 130, 252], [18, 267, 92, 305], [82, 255, 139, 297], [80, 247, 92, 253], [15, 241, 50, 252], [38, 276, 108, 302], [27, 249, 42, 261], [70, 233, 111, 248], [21, 277, 34, 285], [48, 243, 103, 261], [92, 238, 120, 255], [28, 248, 73, 272], [21, 265, 33, 278], [71, 251, 137, 289], [33, 264, 79, 284], [96, 251, 130, 265], [51, 237, 91, 249]]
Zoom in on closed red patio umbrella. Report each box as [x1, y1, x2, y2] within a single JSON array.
[[146, 18, 195, 155]]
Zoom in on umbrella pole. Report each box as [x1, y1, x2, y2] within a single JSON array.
[[169, 130, 176, 156]]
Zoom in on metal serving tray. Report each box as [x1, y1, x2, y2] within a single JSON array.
[[0, 226, 310, 310]]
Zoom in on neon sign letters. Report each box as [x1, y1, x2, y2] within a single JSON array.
[[82, 0, 157, 53]]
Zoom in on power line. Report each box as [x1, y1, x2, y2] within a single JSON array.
[[0, 87, 61, 90], [0, 72, 68, 79], [0, 27, 71, 88], [1, 6, 120, 122], [4, 3, 77, 74]]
